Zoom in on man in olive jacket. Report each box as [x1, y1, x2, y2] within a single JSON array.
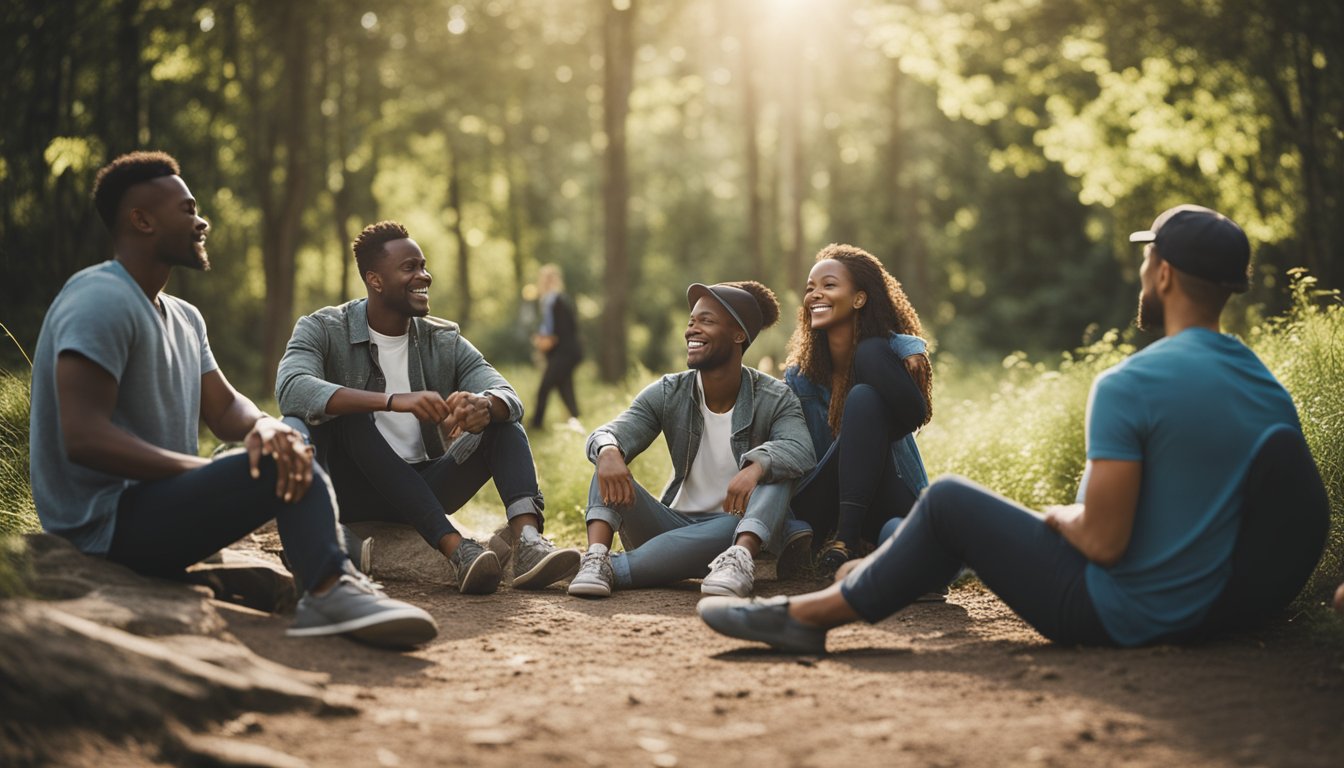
[[277, 221, 579, 595], [567, 281, 816, 599]]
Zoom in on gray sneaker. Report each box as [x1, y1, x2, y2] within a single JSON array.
[[287, 567, 438, 648], [448, 539, 502, 595], [697, 595, 828, 654], [567, 549, 615, 598], [701, 545, 755, 597], [512, 534, 582, 590]]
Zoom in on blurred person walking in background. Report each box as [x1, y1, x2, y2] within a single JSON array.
[[530, 264, 584, 432]]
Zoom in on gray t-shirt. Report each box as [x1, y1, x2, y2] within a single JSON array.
[[29, 260, 216, 554]]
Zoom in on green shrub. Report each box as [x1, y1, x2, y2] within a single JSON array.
[[1247, 271, 1344, 599], [0, 371, 36, 537]]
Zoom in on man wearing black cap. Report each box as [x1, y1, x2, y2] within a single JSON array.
[[568, 281, 816, 598], [700, 205, 1327, 652]]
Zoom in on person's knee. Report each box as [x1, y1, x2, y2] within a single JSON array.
[[843, 383, 882, 418], [853, 336, 895, 383], [919, 476, 982, 522]]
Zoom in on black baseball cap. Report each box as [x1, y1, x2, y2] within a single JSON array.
[[1129, 205, 1250, 293], [687, 283, 764, 348]]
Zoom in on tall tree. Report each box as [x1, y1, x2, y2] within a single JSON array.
[[599, 0, 636, 382]]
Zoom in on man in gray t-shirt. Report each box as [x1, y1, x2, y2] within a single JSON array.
[[29, 150, 436, 648]]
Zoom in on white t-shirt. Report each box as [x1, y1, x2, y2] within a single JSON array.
[[670, 373, 739, 514], [369, 326, 429, 463]]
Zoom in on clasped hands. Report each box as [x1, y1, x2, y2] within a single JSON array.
[[389, 390, 494, 438]]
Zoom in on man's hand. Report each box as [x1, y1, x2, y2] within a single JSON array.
[[390, 391, 452, 423], [596, 445, 635, 508], [245, 416, 314, 503], [1042, 503, 1083, 534], [1334, 582, 1344, 616], [533, 334, 558, 353], [442, 391, 494, 437], [723, 462, 765, 516]]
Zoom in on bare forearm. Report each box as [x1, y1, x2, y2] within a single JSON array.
[[66, 422, 208, 481], [211, 396, 267, 443], [1046, 505, 1124, 567]]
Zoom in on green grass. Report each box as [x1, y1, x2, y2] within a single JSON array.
[[0, 371, 36, 538]]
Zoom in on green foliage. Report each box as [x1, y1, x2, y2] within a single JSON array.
[[1247, 271, 1344, 598], [0, 535, 31, 599], [0, 371, 36, 538], [919, 331, 1134, 509]]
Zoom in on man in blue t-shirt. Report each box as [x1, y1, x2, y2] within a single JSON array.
[[29, 151, 436, 648], [700, 204, 1322, 653]]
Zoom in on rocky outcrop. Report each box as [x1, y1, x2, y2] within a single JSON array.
[[0, 534, 353, 768]]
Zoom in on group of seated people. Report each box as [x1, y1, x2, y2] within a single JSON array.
[[29, 151, 1332, 652]]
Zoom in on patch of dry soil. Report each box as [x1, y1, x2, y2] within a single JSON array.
[[216, 575, 1344, 768]]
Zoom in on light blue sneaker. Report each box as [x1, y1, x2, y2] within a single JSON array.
[[288, 565, 438, 648], [697, 595, 828, 654]]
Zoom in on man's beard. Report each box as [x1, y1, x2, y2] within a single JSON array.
[[1137, 290, 1163, 332], [162, 241, 210, 271]]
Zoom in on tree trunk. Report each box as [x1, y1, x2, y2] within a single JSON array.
[[446, 140, 472, 326], [259, 8, 310, 395], [599, 0, 635, 382], [739, 1, 764, 281], [884, 59, 930, 310], [785, 46, 806, 292]]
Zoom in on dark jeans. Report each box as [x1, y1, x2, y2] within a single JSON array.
[[532, 353, 580, 427], [107, 452, 347, 594], [841, 476, 1114, 646], [794, 337, 925, 549], [793, 436, 915, 548], [309, 414, 545, 549]]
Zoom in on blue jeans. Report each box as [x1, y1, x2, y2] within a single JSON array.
[[295, 415, 545, 549], [585, 474, 804, 589], [840, 476, 1114, 646], [108, 452, 348, 594]]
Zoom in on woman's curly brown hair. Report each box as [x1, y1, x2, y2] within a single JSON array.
[[785, 243, 932, 435]]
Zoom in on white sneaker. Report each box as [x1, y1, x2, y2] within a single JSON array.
[[701, 545, 755, 597], [567, 547, 615, 598]]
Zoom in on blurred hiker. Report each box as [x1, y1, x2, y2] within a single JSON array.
[[784, 244, 937, 583], [568, 282, 815, 599], [30, 152, 436, 648], [276, 221, 579, 594], [702, 205, 1328, 652], [529, 263, 584, 432]]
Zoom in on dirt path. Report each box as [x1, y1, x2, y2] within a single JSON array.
[[214, 573, 1344, 768]]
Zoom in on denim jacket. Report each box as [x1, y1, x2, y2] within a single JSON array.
[[783, 333, 930, 498], [586, 368, 816, 506], [275, 299, 522, 461]]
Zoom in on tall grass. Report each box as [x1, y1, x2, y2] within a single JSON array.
[[0, 371, 36, 537], [918, 271, 1344, 600]]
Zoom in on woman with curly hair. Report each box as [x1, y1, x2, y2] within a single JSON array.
[[784, 243, 934, 578]]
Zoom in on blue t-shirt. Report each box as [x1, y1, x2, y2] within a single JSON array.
[[29, 260, 216, 554], [1081, 328, 1299, 646]]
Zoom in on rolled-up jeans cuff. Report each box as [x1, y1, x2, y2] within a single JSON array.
[[735, 517, 773, 551], [585, 505, 622, 532], [609, 552, 633, 587], [505, 496, 544, 532]]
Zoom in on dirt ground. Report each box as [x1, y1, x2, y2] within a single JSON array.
[[203, 559, 1343, 768]]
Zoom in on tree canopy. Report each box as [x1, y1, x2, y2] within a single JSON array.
[[2, 0, 1339, 395]]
